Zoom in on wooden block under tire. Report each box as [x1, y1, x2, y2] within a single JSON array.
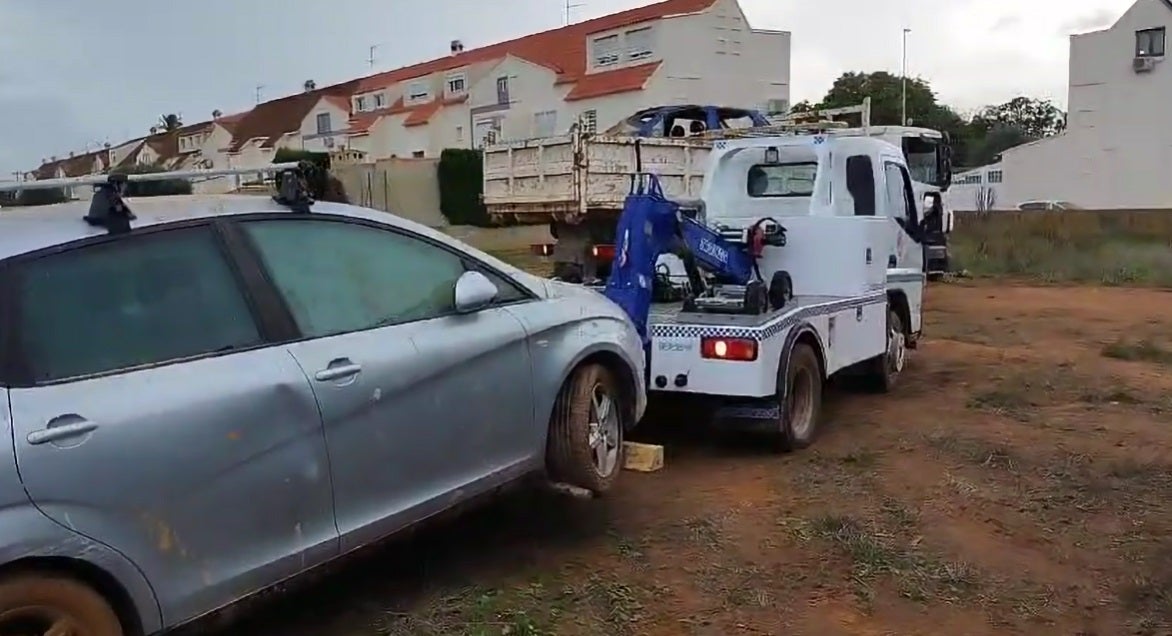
[[623, 442, 664, 472]]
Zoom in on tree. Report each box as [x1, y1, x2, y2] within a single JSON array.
[[806, 71, 972, 166], [114, 164, 192, 197], [158, 113, 183, 132], [971, 97, 1065, 139]]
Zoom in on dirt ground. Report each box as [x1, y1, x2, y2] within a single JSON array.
[[202, 281, 1172, 636]]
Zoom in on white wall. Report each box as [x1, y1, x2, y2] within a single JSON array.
[[944, 163, 1007, 211], [1004, 0, 1172, 208]]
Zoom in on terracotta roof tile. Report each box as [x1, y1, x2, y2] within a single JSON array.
[[346, 0, 712, 130], [564, 61, 661, 101], [355, 0, 713, 94], [227, 82, 359, 152]]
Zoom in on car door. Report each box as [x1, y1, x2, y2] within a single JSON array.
[[233, 215, 535, 552], [4, 222, 338, 626], [882, 159, 925, 273]]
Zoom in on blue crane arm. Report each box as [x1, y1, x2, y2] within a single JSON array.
[[601, 175, 759, 342]]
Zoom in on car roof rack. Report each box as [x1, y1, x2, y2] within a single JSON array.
[[0, 161, 317, 235]]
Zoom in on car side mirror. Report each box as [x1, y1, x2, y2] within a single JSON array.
[[454, 270, 499, 314]]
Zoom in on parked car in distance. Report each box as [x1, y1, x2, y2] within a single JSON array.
[[1016, 200, 1083, 211], [0, 193, 646, 636]]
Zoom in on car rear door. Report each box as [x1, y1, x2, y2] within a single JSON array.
[[3, 222, 338, 626], [232, 215, 535, 552]]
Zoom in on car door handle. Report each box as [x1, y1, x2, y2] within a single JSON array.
[[314, 360, 362, 382], [27, 419, 99, 445]]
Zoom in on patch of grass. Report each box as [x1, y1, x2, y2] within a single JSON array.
[[378, 585, 555, 636], [925, 434, 1020, 471], [1122, 540, 1172, 632], [965, 367, 1155, 419], [1102, 338, 1172, 366], [794, 514, 981, 604], [951, 209, 1172, 287]]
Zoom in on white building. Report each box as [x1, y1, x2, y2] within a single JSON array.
[[945, 163, 1006, 211], [1001, 0, 1172, 208], [346, 0, 790, 158]]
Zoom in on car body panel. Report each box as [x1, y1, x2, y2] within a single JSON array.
[[2, 387, 165, 634], [8, 348, 338, 626], [281, 306, 536, 553], [507, 281, 647, 429]]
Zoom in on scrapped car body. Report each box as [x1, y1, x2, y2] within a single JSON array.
[[0, 164, 646, 636]]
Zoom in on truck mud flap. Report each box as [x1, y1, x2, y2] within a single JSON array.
[[712, 399, 781, 433]]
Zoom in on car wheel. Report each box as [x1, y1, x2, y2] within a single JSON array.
[[865, 306, 907, 393], [546, 363, 624, 495], [0, 574, 123, 636], [773, 343, 823, 453]]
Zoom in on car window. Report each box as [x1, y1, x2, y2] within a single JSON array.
[[16, 227, 262, 383], [242, 219, 468, 337], [883, 162, 909, 221], [471, 266, 530, 304]]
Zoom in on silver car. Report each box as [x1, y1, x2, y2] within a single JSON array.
[[0, 193, 645, 636]]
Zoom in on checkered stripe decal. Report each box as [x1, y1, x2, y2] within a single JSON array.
[[650, 292, 885, 341]]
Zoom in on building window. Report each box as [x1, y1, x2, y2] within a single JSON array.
[[355, 95, 368, 111], [374, 93, 386, 108], [987, 170, 1003, 184], [446, 73, 467, 96], [456, 126, 464, 142], [580, 110, 597, 133], [496, 76, 510, 104], [316, 113, 331, 135], [407, 81, 429, 102], [593, 34, 620, 66], [534, 110, 558, 137], [626, 27, 653, 60], [1136, 27, 1166, 57], [412, 151, 425, 158]]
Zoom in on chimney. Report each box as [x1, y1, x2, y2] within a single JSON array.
[[69, 151, 75, 158], [304, 79, 316, 92], [50, 156, 56, 162], [103, 142, 111, 149], [450, 39, 464, 55], [212, 109, 223, 120]]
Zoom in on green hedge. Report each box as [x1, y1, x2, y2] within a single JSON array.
[[272, 149, 349, 203], [437, 148, 490, 227]]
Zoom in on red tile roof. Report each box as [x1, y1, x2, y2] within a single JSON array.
[[227, 82, 359, 152], [564, 61, 661, 101], [347, 0, 712, 132]]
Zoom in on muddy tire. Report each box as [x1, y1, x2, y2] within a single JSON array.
[[0, 573, 123, 636], [773, 343, 823, 453], [864, 307, 907, 393], [546, 364, 625, 495]]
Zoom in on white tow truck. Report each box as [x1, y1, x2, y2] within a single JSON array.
[[482, 99, 954, 282], [592, 131, 930, 448]]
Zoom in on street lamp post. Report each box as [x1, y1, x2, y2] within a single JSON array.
[[901, 28, 911, 126]]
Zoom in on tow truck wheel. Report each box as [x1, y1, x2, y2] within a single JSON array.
[[864, 307, 906, 393], [773, 343, 823, 453], [0, 573, 123, 636], [546, 363, 625, 495]]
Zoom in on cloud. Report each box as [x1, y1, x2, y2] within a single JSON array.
[[1059, 9, 1117, 34]]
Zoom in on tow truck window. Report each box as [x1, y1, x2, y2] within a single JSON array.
[[16, 227, 262, 383], [883, 162, 911, 222], [242, 219, 468, 337], [747, 162, 817, 197]]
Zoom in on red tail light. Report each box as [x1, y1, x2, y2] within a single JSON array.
[[700, 337, 758, 362], [591, 244, 615, 260], [530, 243, 554, 256]]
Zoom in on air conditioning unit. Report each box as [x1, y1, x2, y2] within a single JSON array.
[[1134, 56, 1157, 73], [323, 136, 335, 148]]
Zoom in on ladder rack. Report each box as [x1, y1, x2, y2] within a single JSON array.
[[0, 162, 303, 194]]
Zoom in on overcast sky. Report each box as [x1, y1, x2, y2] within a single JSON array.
[[0, 0, 1135, 175]]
